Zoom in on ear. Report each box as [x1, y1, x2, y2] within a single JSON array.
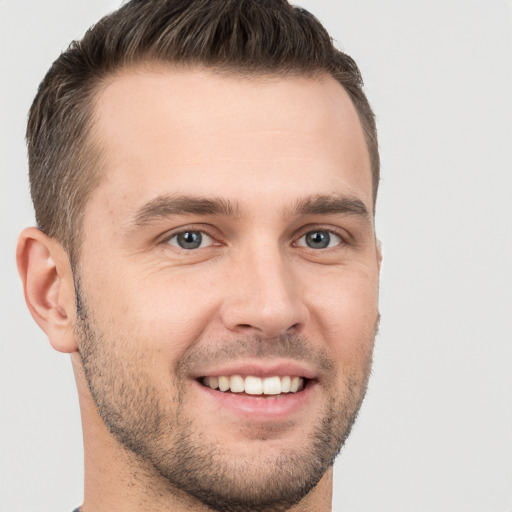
[[16, 227, 78, 353]]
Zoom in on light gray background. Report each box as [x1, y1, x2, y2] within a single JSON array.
[[1, 1, 511, 511]]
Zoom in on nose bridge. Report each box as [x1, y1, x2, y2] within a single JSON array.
[[221, 239, 308, 337]]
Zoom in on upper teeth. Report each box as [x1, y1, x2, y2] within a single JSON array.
[[202, 375, 304, 395]]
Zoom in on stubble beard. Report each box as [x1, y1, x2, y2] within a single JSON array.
[[75, 282, 375, 512]]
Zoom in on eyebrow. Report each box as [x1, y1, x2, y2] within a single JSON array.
[[293, 194, 370, 220], [132, 194, 244, 227], [130, 192, 370, 229]]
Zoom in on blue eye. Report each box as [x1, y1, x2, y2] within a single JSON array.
[[167, 231, 213, 250], [297, 230, 342, 249]]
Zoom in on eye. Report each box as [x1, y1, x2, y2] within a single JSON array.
[[166, 230, 214, 250], [296, 230, 342, 249]]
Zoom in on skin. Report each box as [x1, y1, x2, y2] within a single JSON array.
[[17, 67, 381, 511]]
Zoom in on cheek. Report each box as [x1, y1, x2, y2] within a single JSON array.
[[304, 266, 379, 361], [83, 265, 223, 361]]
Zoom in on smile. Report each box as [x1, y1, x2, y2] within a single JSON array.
[[201, 375, 306, 396]]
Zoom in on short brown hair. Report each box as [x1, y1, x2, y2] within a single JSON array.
[[27, 0, 379, 264]]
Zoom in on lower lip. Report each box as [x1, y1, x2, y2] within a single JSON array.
[[194, 380, 317, 420]]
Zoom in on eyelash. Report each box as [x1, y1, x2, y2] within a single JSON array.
[[295, 230, 343, 249], [163, 228, 219, 250], [293, 224, 350, 250], [161, 225, 348, 251]]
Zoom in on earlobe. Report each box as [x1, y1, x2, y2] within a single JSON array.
[[16, 227, 78, 353]]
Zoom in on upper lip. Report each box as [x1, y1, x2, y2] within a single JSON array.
[[190, 359, 318, 380]]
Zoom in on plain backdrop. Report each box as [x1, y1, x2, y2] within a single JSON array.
[[1, 1, 511, 511]]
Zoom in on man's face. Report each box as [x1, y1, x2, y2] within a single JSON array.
[[75, 68, 380, 511]]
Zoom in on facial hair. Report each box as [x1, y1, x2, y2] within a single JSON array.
[[74, 279, 375, 512]]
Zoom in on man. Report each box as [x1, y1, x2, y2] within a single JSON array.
[[16, 0, 381, 510]]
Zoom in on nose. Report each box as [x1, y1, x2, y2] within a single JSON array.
[[220, 245, 309, 338]]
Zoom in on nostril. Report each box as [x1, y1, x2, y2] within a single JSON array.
[[233, 321, 303, 338]]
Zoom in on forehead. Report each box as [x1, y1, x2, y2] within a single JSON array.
[[88, 67, 372, 221]]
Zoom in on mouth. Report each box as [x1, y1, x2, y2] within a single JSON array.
[[191, 361, 318, 419], [199, 375, 309, 397]]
